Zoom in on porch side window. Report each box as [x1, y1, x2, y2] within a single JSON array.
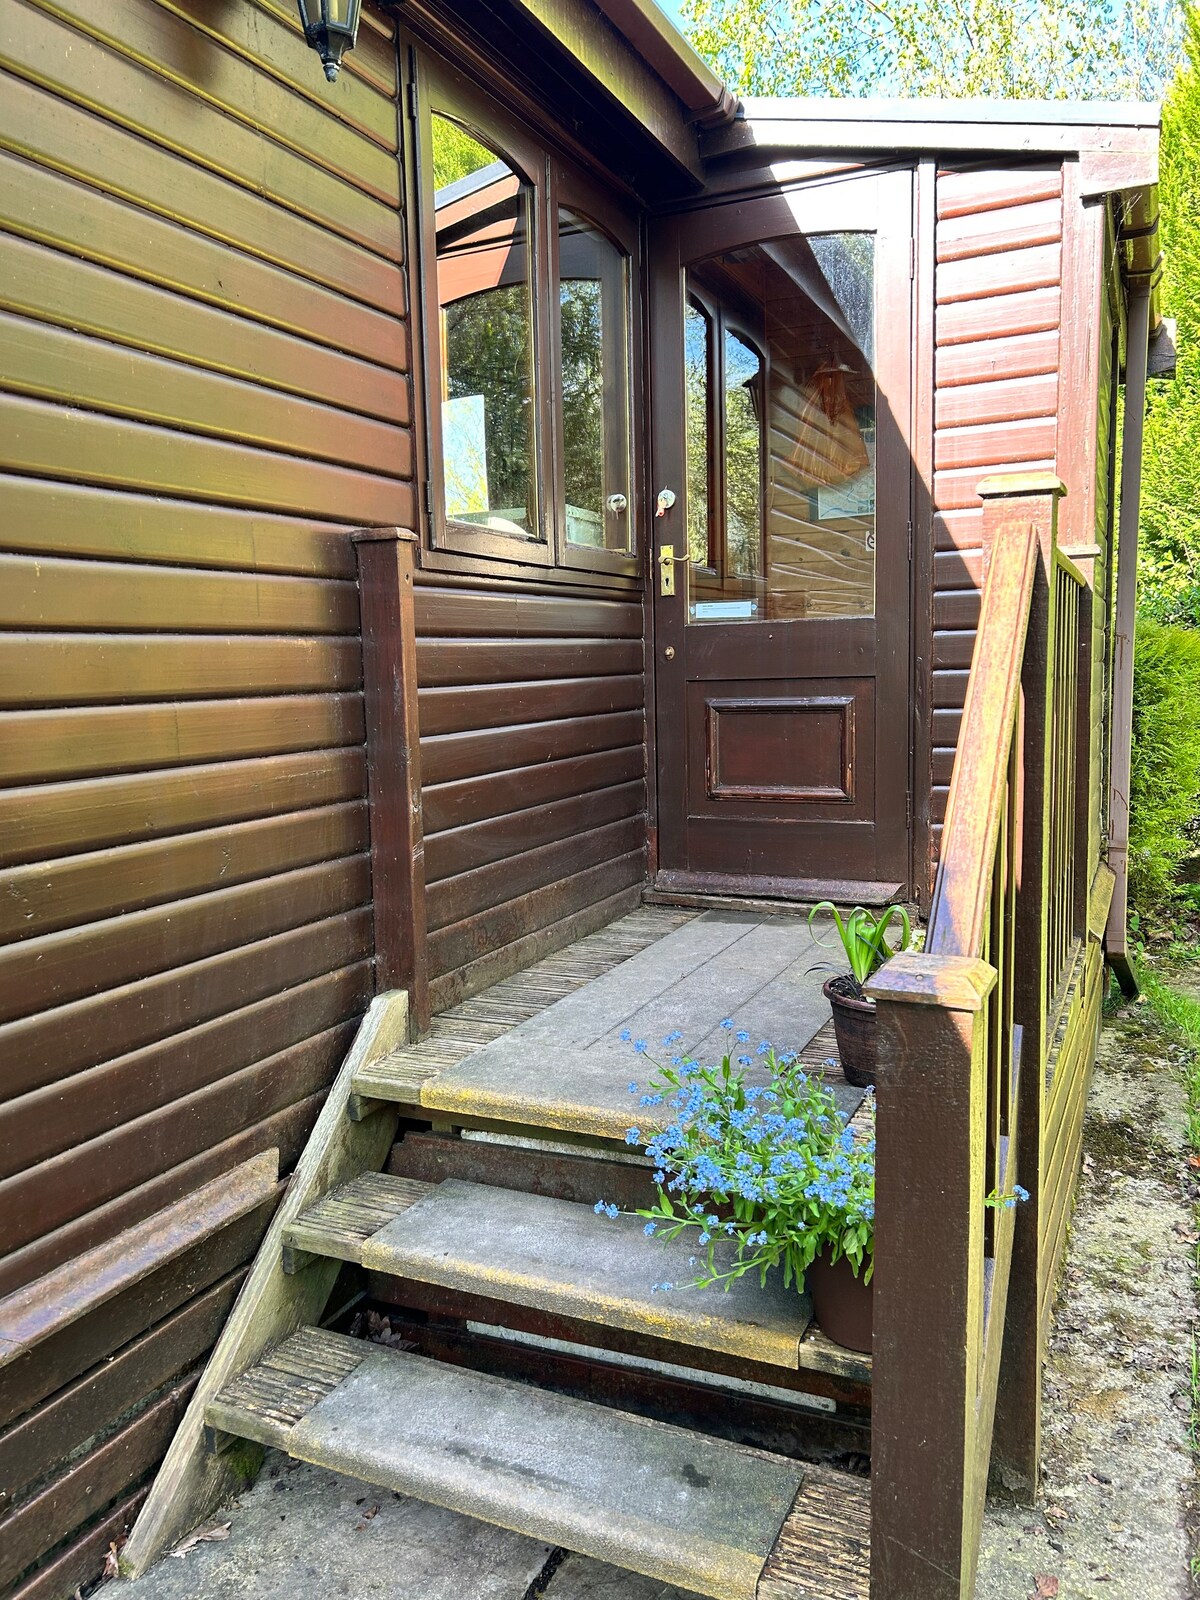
[[558, 210, 632, 553], [430, 115, 538, 542], [413, 58, 637, 576]]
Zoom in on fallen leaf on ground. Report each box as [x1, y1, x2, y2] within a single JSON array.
[[1033, 1577, 1060, 1598], [169, 1521, 232, 1557]]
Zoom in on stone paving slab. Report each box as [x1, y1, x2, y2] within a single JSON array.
[[545, 1553, 704, 1600], [285, 1346, 804, 1600], [116, 1453, 553, 1600]]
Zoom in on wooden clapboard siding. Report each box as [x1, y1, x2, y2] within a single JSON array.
[[0, 806, 369, 942], [0, 697, 366, 787], [930, 164, 1064, 841], [0, 857, 371, 1024], [0, 967, 372, 1183], [0, 478, 362, 576], [5, 909, 373, 1103], [4, 4, 401, 257], [0, 2, 403, 1591], [0, 1273, 242, 1518], [0, 1024, 356, 1265], [416, 585, 648, 999]]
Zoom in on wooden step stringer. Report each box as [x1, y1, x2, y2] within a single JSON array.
[[120, 990, 410, 1578]]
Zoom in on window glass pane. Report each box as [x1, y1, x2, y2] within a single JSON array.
[[684, 301, 710, 567], [431, 114, 537, 539], [558, 211, 631, 551], [724, 329, 762, 580], [686, 233, 876, 623]]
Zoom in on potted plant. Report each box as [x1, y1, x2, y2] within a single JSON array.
[[600, 1024, 874, 1352], [807, 902, 914, 1089]]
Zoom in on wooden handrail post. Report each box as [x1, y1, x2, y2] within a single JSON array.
[[976, 473, 1066, 1500], [353, 529, 430, 1036], [867, 952, 997, 1600]]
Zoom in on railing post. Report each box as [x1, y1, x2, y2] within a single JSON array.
[[868, 952, 997, 1600], [975, 473, 1066, 1500], [352, 528, 430, 1035]]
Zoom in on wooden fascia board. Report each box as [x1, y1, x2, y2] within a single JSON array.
[[705, 109, 1160, 172], [502, 0, 705, 182]]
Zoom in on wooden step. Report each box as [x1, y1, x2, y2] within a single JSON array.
[[353, 910, 851, 1144], [282, 1174, 872, 1384], [206, 1328, 869, 1600]]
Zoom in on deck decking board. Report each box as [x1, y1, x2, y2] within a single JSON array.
[[359, 909, 854, 1145]]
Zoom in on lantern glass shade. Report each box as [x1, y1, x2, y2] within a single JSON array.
[[296, 0, 363, 82]]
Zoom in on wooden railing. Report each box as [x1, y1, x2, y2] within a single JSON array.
[[868, 474, 1090, 1599], [1047, 548, 1089, 1013]]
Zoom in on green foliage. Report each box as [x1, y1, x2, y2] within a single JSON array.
[[1128, 619, 1200, 913], [224, 1437, 265, 1484], [431, 114, 497, 192], [1140, 962, 1200, 1048], [679, 0, 1183, 99], [1139, 5, 1200, 627], [808, 901, 912, 986]]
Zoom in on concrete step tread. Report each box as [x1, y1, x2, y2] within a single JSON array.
[[282, 1175, 872, 1383], [205, 1328, 869, 1600]]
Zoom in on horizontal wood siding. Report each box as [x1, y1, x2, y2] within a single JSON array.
[[930, 165, 1064, 853], [416, 586, 648, 1010], [0, 0, 404, 1589]]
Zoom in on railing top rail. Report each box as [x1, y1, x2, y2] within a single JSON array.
[[1053, 546, 1088, 589], [926, 518, 1040, 962]]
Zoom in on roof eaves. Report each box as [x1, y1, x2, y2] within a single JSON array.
[[589, 0, 739, 127], [707, 96, 1162, 169]]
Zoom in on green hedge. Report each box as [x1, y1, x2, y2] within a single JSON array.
[[1129, 618, 1200, 915]]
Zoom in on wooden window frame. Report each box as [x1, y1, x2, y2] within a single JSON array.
[[407, 45, 641, 583]]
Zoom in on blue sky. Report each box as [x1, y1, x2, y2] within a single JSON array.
[[651, 0, 688, 32]]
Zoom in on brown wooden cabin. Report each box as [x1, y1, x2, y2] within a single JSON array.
[[0, 2, 1164, 1597]]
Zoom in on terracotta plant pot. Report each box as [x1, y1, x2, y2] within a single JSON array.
[[806, 1251, 873, 1353], [823, 975, 877, 1088]]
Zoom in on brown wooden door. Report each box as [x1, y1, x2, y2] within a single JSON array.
[[650, 169, 914, 901]]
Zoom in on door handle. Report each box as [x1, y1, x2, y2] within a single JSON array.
[[658, 543, 691, 597]]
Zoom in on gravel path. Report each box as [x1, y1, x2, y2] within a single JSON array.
[[975, 1000, 1197, 1599]]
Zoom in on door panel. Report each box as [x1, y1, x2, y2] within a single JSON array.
[[688, 679, 873, 815], [651, 170, 913, 898]]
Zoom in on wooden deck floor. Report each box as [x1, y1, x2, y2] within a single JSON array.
[[366, 904, 861, 1132]]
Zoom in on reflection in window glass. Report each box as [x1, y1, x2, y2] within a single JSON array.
[[685, 232, 876, 623], [684, 301, 710, 567], [432, 114, 537, 538], [558, 211, 631, 550], [724, 330, 762, 579]]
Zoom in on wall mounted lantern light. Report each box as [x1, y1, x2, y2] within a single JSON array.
[[296, 0, 363, 82]]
